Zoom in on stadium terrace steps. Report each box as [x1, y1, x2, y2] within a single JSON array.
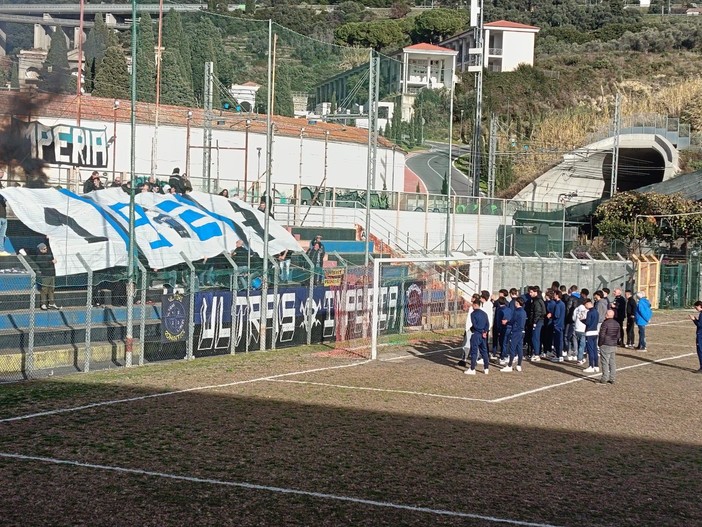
[[290, 226, 357, 243], [0, 304, 162, 332]]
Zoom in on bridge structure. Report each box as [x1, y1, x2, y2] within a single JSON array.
[[512, 114, 691, 205], [0, 3, 206, 55]]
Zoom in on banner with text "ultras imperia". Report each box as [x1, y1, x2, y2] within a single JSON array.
[[0, 187, 301, 276]]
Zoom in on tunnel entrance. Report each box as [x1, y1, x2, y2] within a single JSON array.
[[601, 148, 665, 197]]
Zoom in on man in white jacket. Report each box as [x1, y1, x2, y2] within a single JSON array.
[[571, 288, 590, 364]]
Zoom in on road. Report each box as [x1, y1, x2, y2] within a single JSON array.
[[406, 141, 473, 196]]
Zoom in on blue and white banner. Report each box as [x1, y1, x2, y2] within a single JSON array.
[[0, 187, 128, 276], [0, 187, 301, 276], [187, 191, 301, 256], [20, 119, 109, 168]]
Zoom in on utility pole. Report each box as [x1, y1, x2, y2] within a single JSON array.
[[202, 61, 214, 192], [487, 113, 497, 198], [610, 92, 621, 198]]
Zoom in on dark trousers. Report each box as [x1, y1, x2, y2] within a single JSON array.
[[509, 331, 524, 366], [542, 322, 553, 352], [565, 323, 575, 352], [696, 335, 702, 369], [39, 276, 55, 305], [626, 317, 635, 346], [500, 328, 512, 359], [470, 332, 489, 370], [531, 320, 543, 356], [553, 326, 564, 358], [586, 335, 599, 367]]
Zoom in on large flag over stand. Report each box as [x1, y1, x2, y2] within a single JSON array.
[[0, 187, 301, 277]]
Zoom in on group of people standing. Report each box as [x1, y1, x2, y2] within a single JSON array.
[[461, 282, 655, 384]]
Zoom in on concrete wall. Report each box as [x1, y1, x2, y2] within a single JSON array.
[[492, 256, 634, 294], [277, 203, 510, 254]]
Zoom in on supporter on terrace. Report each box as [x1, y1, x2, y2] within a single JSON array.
[[83, 171, 104, 193], [33, 242, 60, 311]]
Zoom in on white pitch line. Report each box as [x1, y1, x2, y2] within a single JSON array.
[[0, 360, 371, 424], [268, 379, 492, 403], [490, 352, 694, 403], [0, 452, 564, 527]]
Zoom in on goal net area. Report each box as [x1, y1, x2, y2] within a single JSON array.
[[326, 255, 494, 359]]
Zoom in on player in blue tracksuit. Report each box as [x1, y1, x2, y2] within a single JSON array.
[[583, 299, 600, 372], [689, 301, 702, 373], [501, 297, 526, 372], [550, 290, 566, 361], [494, 297, 511, 361], [465, 298, 490, 375]]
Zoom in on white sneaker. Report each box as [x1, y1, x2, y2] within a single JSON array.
[[576, 360, 585, 365], [483, 369, 489, 375], [501, 366, 513, 372], [0, 251, 11, 256], [499, 358, 508, 365], [531, 356, 541, 362], [593, 367, 600, 373], [549, 357, 564, 363], [516, 365, 522, 372], [464, 368, 476, 375], [40, 304, 48, 310], [476, 358, 484, 365], [583, 366, 595, 373]]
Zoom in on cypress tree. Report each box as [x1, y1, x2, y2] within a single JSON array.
[[93, 46, 129, 99], [10, 61, 19, 89], [163, 10, 192, 89], [84, 13, 115, 92], [160, 50, 194, 107], [190, 18, 222, 105], [39, 29, 74, 94], [136, 14, 156, 102]]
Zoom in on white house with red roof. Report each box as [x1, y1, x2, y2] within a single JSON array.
[[440, 20, 540, 73], [400, 42, 457, 121]]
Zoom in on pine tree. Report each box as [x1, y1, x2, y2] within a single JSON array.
[[136, 14, 156, 102], [244, 0, 256, 15], [163, 10, 192, 89], [39, 29, 74, 94], [160, 50, 194, 107], [93, 46, 129, 99]]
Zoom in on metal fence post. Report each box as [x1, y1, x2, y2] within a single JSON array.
[[180, 252, 196, 361], [268, 254, 280, 350], [299, 251, 315, 346], [76, 254, 93, 373], [453, 266, 460, 329], [136, 259, 147, 366], [17, 254, 36, 378], [222, 250, 239, 355]]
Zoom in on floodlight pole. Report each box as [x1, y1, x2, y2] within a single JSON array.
[[126, 0, 138, 366], [444, 54, 456, 257]]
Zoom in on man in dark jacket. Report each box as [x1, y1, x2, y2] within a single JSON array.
[[528, 286, 546, 361], [611, 288, 626, 345], [83, 171, 104, 193], [598, 309, 619, 384], [625, 290, 637, 348], [33, 242, 60, 310]]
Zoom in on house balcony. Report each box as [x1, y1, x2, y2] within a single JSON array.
[[488, 47, 503, 56]]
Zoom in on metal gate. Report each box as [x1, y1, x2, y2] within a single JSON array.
[[659, 263, 685, 309]]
